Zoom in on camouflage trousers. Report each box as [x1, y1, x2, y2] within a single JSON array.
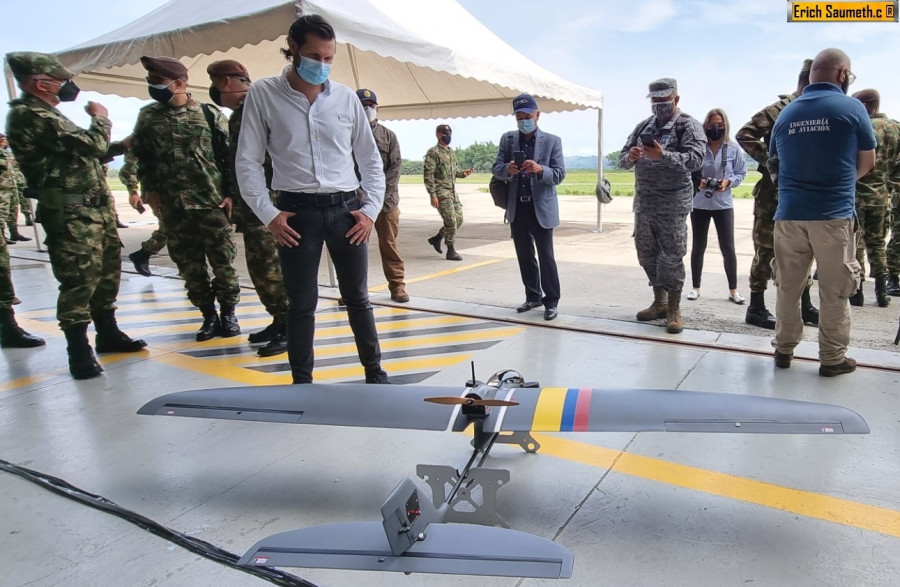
[[634, 211, 688, 292], [436, 193, 463, 244], [749, 213, 775, 293], [141, 204, 168, 255], [0, 224, 14, 310], [887, 193, 900, 276], [241, 223, 289, 320], [855, 205, 889, 279], [162, 206, 240, 308], [41, 201, 122, 329]]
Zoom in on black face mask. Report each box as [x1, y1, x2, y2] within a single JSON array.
[[148, 82, 175, 104], [441, 133, 452, 145], [209, 85, 223, 107], [705, 125, 725, 141], [56, 80, 80, 102]]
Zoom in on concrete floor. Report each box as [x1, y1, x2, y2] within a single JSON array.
[[2, 190, 899, 586]]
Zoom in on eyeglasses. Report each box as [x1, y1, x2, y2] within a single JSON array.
[[846, 70, 857, 85]]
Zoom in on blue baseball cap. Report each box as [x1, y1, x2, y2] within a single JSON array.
[[512, 93, 538, 113], [356, 88, 377, 104]]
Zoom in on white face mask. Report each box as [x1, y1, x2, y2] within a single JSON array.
[[364, 106, 377, 122]]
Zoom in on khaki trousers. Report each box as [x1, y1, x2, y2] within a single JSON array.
[[773, 219, 861, 365], [375, 207, 406, 294]]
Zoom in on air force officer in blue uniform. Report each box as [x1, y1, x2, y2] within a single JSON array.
[[491, 94, 566, 320]]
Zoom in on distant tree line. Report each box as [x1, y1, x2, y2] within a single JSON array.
[[402, 140, 500, 174]]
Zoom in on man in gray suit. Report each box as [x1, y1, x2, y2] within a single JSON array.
[[491, 94, 566, 320]]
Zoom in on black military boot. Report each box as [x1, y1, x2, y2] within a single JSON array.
[[0, 308, 45, 348], [257, 320, 288, 357], [196, 303, 222, 342], [64, 323, 103, 379], [875, 276, 891, 308], [24, 212, 34, 227], [886, 275, 900, 296], [745, 291, 776, 329], [801, 286, 820, 326], [445, 242, 462, 261], [128, 249, 152, 276], [849, 287, 864, 307], [92, 309, 147, 353], [248, 318, 281, 344], [8, 222, 31, 242], [427, 230, 443, 254], [219, 303, 241, 338]]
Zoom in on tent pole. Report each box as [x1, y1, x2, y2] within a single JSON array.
[[5, 61, 43, 251], [595, 107, 604, 233]]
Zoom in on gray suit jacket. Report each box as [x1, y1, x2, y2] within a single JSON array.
[[491, 128, 566, 228]]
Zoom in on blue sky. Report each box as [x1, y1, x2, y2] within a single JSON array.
[[3, 0, 900, 161]]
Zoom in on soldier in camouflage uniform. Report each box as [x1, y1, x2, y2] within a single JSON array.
[[4, 52, 146, 378], [131, 56, 241, 342], [0, 132, 44, 348], [619, 78, 706, 334], [848, 89, 899, 307], [736, 59, 819, 329], [423, 124, 472, 261], [889, 180, 900, 296], [207, 59, 288, 357], [119, 147, 168, 276], [0, 134, 31, 244]]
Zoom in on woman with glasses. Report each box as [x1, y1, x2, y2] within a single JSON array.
[[687, 109, 748, 304]]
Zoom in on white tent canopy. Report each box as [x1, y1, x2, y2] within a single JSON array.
[[48, 0, 603, 121]]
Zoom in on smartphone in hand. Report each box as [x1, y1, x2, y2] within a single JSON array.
[[136, 202, 146, 214], [639, 132, 655, 147], [513, 150, 526, 167]]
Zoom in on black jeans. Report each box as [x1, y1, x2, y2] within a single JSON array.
[[690, 207, 737, 290], [511, 201, 560, 308], [276, 193, 382, 383]]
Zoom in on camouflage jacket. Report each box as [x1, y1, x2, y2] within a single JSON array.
[[373, 122, 402, 212], [618, 111, 706, 215], [227, 103, 274, 228], [736, 93, 797, 217], [131, 98, 229, 210], [0, 148, 26, 201], [118, 148, 139, 193], [423, 144, 465, 198], [5, 93, 119, 198], [856, 113, 900, 208]]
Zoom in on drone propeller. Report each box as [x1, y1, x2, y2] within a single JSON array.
[[424, 396, 519, 407]]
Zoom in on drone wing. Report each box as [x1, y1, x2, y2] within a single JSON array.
[[138, 384, 463, 431], [492, 387, 870, 434]]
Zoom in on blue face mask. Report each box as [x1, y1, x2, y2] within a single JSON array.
[[296, 56, 332, 85], [517, 118, 536, 134]]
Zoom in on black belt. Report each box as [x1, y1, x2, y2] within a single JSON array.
[[279, 191, 357, 207], [64, 193, 108, 207]]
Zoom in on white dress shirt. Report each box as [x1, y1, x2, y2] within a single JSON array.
[[235, 68, 386, 226]]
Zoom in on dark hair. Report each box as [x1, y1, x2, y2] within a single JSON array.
[[281, 15, 336, 60]]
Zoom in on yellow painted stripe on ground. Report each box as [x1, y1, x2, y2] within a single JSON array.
[[114, 290, 198, 302], [532, 433, 900, 538], [152, 352, 290, 385], [107, 305, 408, 326], [0, 373, 53, 393], [312, 354, 474, 381], [368, 259, 503, 292], [531, 387, 568, 431]]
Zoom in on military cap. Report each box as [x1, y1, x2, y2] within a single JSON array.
[[800, 59, 813, 74], [436, 124, 452, 133], [5, 51, 75, 80], [512, 93, 538, 113], [206, 59, 250, 80], [647, 78, 677, 98], [852, 88, 880, 105], [356, 88, 377, 104], [141, 56, 188, 80]]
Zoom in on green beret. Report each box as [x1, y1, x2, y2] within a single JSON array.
[[5, 51, 74, 80]]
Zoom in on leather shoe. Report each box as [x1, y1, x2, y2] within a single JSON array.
[[774, 350, 792, 369], [516, 300, 541, 313], [544, 307, 558, 321], [819, 357, 857, 377], [391, 290, 410, 303]]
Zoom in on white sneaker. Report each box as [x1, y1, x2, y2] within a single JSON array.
[[687, 289, 700, 300], [729, 292, 746, 304]]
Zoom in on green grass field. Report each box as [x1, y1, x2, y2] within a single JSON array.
[[400, 169, 761, 198]]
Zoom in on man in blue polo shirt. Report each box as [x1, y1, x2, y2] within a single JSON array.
[[769, 48, 876, 377]]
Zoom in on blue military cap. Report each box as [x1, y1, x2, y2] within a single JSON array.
[[512, 93, 538, 113], [356, 88, 377, 104]]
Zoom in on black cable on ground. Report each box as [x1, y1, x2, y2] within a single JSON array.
[[0, 458, 318, 587]]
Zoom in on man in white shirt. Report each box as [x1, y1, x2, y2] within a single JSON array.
[[235, 15, 389, 385]]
